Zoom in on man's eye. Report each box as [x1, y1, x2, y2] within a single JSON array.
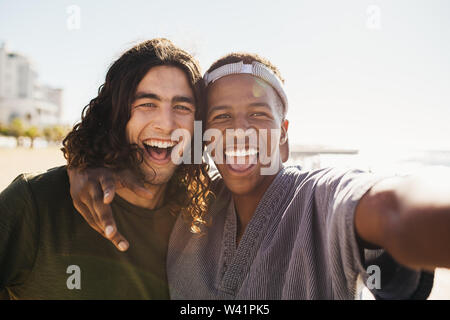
[[213, 114, 231, 120], [174, 105, 192, 112], [250, 112, 267, 117], [137, 103, 156, 108]]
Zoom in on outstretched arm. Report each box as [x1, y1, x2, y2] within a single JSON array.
[[356, 168, 450, 270], [67, 167, 153, 251]]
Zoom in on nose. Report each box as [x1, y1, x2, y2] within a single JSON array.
[[226, 114, 257, 145], [232, 113, 251, 131], [152, 104, 176, 134]]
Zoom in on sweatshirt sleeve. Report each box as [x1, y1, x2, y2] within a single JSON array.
[[0, 174, 40, 298], [313, 167, 434, 300]]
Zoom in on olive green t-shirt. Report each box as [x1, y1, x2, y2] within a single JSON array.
[[0, 166, 177, 299]]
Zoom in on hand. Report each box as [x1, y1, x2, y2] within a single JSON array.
[[67, 167, 153, 251]]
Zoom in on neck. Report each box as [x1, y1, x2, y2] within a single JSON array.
[[233, 167, 282, 243], [116, 183, 167, 210]]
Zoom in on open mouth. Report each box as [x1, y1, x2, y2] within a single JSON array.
[[224, 147, 259, 173], [143, 139, 177, 164]]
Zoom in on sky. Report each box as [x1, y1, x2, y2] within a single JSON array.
[[0, 0, 449, 150]]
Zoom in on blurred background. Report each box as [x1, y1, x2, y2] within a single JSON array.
[[0, 0, 449, 299]]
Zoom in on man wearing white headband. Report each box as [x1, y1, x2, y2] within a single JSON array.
[[167, 53, 438, 299], [68, 52, 450, 300], [203, 59, 290, 163]]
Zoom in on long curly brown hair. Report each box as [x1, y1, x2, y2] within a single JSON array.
[[62, 38, 213, 233]]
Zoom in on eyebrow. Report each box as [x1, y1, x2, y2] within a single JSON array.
[[248, 102, 271, 109], [134, 92, 194, 104], [207, 105, 231, 115], [134, 92, 161, 101], [208, 102, 272, 114], [172, 95, 195, 105]]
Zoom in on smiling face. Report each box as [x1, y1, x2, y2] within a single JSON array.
[[126, 65, 196, 185], [206, 74, 288, 196]]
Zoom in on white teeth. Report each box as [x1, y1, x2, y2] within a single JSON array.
[[143, 139, 177, 148], [225, 148, 258, 157]]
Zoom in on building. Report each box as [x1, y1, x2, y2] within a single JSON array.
[[0, 42, 63, 126]]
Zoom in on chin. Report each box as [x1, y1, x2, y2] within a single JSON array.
[[227, 184, 256, 196], [216, 164, 260, 194], [221, 174, 259, 196], [141, 163, 177, 185]]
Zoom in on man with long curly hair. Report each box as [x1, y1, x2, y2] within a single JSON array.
[[0, 38, 211, 299]]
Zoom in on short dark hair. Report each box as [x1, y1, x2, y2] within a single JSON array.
[[62, 38, 212, 233]]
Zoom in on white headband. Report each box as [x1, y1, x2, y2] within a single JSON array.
[[203, 61, 288, 113]]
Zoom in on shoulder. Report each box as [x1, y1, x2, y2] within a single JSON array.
[[275, 165, 348, 183], [23, 165, 69, 188], [22, 166, 70, 199], [272, 165, 336, 191], [286, 166, 377, 189], [0, 166, 69, 207], [278, 166, 382, 207], [0, 169, 52, 250], [0, 169, 69, 291], [1, 166, 70, 217], [0, 172, 35, 213]]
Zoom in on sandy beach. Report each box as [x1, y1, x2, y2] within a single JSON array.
[[0, 146, 449, 299], [0, 146, 66, 191]]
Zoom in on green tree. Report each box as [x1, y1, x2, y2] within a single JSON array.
[[0, 122, 8, 136], [52, 125, 68, 142], [43, 126, 54, 142], [43, 125, 70, 143], [8, 118, 25, 146], [24, 126, 41, 148]]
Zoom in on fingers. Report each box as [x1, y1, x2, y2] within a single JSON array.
[[99, 175, 116, 204], [89, 191, 129, 252], [78, 198, 129, 252], [85, 183, 129, 251], [105, 227, 130, 252], [68, 166, 130, 252], [73, 199, 105, 237]]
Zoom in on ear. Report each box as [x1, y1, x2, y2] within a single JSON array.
[[280, 119, 289, 162], [280, 119, 289, 144]]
